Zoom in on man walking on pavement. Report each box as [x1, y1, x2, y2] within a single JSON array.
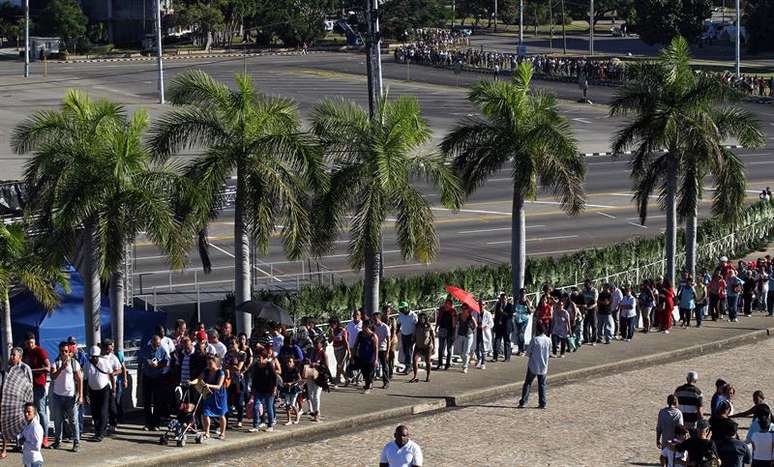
[[582, 280, 598, 345], [518, 322, 552, 409], [396, 302, 418, 375]]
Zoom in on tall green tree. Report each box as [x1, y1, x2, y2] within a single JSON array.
[[380, 0, 446, 39], [36, 0, 87, 52], [634, 0, 711, 45], [149, 70, 323, 334], [12, 91, 187, 349], [442, 63, 585, 293], [311, 96, 463, 315], [744, 0, 774, 53], [611, 36, 764, 280], [0, 223, 66, 362], [250, 0, 334, 47]]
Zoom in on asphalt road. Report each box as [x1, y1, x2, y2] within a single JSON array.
[[0, 52, 772, 303]]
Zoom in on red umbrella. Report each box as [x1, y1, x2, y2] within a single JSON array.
[[445, 285, 481, 312]]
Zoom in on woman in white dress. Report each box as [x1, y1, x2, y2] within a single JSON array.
[[474, 300, 494, 369]]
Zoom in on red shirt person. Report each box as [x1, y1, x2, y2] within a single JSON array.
[[23, 333, 51, 446]]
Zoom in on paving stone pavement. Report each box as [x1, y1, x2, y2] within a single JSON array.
[[201, 337, 774, 467]]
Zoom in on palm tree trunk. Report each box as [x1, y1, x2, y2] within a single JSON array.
[[83, 223, 102, 348], [664, 168, 678, 285], [2, 289, 12, 364], [511, 191, 527, 295], [363, 247, 380, 316], [234, 166, 252, 335], [685, 205, 698, 278], [109, 266, 125, 354]]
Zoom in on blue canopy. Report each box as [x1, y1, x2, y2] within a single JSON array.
[[11, 267, 166, 357]]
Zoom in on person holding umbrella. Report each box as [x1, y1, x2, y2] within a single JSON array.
[[455, 303, 478, 374]]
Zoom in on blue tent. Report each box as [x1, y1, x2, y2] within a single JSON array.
[[11, 267, 166, 357]]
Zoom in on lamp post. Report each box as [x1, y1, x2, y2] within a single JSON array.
[[24, 0, 29, 78], [155, 0, 165, 104], [589, 0, 594, 55], [735, 0, 740, 77]]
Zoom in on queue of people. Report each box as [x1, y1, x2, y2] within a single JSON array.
[[656, 371, 774, 467]]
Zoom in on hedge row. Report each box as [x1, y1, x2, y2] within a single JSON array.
[[256, 199, 774, 320]]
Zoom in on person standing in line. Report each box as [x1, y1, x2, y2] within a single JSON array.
[[379, 425, 423, 467], [396, 302, 418, 375], [476, 301, 493, 368], [582, 280, 598, 345], [49, 341, 82, 452], [751, 411, 774, 466], [248, 349, 277, 433], [675, 420, 719, 467], [345, 309, 363, 385], [726, 270, 744, 322], [373, 312, 392, 389], [20, 403, 43, 467], [411, 313, 435, 383], [715, 422, 751, 467], [656, 394, 683, 467], [694, 277, 707, 328], [141, 334, 171, 431], [328, 318, 350, 387], [100, 339, 124, 433], [550, 295, 571, 358], [518, 322, 551, 409], [610, 283, 623, 339], [596, 284, 614, 344], [659, 279, 676, 334], [85, 345, 114, 442], [435, 299, 456, 370], [454, 303, 478, 374], [675, 371, 704, 431], [491, 293, 507, 361], [354, 320, 379, 394], [619, 286, 638, 341], [708, 271, 722, 321], [678, 277, 697, 328], [22, 334, 50, 448], [513, 289, 533, 356]]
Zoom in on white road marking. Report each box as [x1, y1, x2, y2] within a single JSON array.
[[628, 222, 648, 229], [530, 248, 582, 255], [610, 192, 659, 198], [528, 200, 615, 209], [572, 118, 593, 124], [457, 225, 545, 234], [432, 207, 511, 215], [209, 242, 282, 282], [626, 215, 665, 221], [597, 212, 616, 219], [488, 178, 511, 182], [486, 235, 578, 245]]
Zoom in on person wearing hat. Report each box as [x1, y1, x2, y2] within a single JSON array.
[[85, 345, 114, 441], [396, 302, 418, 376]]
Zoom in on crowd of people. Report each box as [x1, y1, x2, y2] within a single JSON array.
[[394, 44, 627, 82], [393, 37, 774, 98], [398, 28, 470, 48], [656, 372, 773, 466], [1, 251, 773, 464]]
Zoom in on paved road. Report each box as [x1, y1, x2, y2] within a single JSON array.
[[191, 325, 774, 466], [0, 53, 772, 302]]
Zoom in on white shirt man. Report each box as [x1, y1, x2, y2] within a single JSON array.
[[380, 425, 423, 467], [346, 313, 363, 349], [519, 323, 552, 409]]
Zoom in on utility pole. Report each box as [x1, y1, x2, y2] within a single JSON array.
[[735, 0, 740, 77], [561, 0, 567, 54], [365, 0, 383, 118], [548, 0, 554, 52], [364, 0, 383, 315], [24, 0, 29, 78], [519, 0, 524, 45], [589, 0, 594, 55], [155, 0, 165, 104], [494, 0, 498, 32]]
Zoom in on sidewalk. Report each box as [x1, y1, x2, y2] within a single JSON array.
[[35, 314, 774, 466]]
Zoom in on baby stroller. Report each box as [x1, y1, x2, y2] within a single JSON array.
[[159, 382, 208, 447]]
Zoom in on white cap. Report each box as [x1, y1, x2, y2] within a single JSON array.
[[89, 345, 101, 357], [719, 256, 728, 262]]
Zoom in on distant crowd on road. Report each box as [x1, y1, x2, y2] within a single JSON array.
[[393, 39, 774, 98], [398, 27, 470, 48], [4, 253, 774, 464]]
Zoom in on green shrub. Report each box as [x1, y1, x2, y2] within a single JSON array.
[[254, 200, 774, 321]]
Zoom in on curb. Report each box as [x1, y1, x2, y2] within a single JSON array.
[[583, 145, 746, 158], [55, 50, 326, 64], [115, 325, 773, 467]]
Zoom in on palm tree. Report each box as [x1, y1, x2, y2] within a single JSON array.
[[12, 91, 187, 349], [311, 96, 463, 315], [149, 70, 323, 334], [0, 223, 67, 362], [611, 36, 765, 280], [442, 63, 584, 294]]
